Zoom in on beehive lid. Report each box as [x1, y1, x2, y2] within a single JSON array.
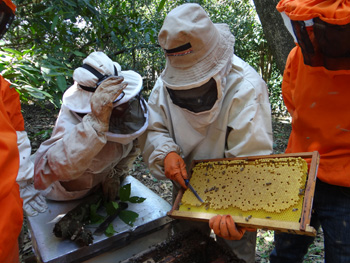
[[28, 176, 173, 263]]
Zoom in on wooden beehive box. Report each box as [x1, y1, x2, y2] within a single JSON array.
[[168, 152, 320, 236], [122, 228, 244, 263]]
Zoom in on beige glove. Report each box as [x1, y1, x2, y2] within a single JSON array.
[[102, 168, 123, 202], [88, 76, 127, 133], [102, 140, 141, 201]]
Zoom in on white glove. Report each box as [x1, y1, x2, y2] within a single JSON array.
[[16, 132, 48, 216], [19, 180, 48, 217]]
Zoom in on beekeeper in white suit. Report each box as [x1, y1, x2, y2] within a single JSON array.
[[34, 51, 148, 201], [140, 3, 273, 263]]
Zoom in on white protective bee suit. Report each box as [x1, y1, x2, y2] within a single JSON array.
[[140, 4, 273, 263], [142, 55, 273, 180], [34, 52, 148, 201]]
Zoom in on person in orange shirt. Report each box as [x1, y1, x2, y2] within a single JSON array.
[[270, 1, 350, 262], [0, 77, 23, 263], [0, 1, 23, 262], [0, 0, 47, 261]]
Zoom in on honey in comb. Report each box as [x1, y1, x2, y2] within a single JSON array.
[[182, 157, 308, 213]]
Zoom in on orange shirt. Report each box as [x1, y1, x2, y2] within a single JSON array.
[[0, 76, 23, 261], [282, 46, 350, 187]]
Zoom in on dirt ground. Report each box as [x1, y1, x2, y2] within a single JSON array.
[[19, 103, 324, 263]]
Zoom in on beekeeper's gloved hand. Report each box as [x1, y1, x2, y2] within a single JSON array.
[[164, 152, 188, 189], [18, 180, 48, 217], [209, 215, 255, 240], [102, 169, 123, 202], [88, 76, 127, 133], [103, 141, 141, 201]]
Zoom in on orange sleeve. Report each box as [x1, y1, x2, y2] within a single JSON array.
[[0, 77, 23, 261], [0, 76, 24, 131]]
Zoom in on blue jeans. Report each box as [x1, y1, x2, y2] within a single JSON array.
[[270, 179, 350, 263]]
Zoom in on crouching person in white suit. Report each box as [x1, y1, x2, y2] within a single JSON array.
[[34, 51, 148, 201]]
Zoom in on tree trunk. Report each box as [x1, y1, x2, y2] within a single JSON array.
[[252, 0, 295, 74]]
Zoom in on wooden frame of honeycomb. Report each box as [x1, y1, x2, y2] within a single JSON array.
[[168, 152, 320, 236]]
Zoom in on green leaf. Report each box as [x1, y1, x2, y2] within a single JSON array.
[[56, 75, 67, 92], [34, 129, 52, 140], [157, 0, 166, 13], [105, 201, 119, 216], [17, 68, 40, 85], [36, 6, 54, 15], [2, 73, 21, 79], [101, 17, 109, 30], [2, 48, 22, 56], [90, 201, 104, 224], [119, 210, 138, 226], [20, 65, 41, 74], [63, 0, 78, 7], [72, 51, 86, 57], [105, 223, 116, 237], [51, 16, 59, 32], [119, 183, 131, 202], [128, 196, 146, 204]]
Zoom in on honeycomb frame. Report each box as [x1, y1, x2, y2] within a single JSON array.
[[168, 152, 320, 236]]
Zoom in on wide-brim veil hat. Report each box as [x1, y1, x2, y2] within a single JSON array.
[[158, 3, 235, 90], [276, 0, 350, 25], [62, 51, 142, 113]]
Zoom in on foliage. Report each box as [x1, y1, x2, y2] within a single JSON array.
[[103, 183, 146, 236], [0, 0, 286, 115], [268, 72, 287, 116], [119, 183, 147, 204], [255, 229, 325, 262], [256, 230, 274, 262], [90, 199, 104, 224], [88, 183, 146, 237]]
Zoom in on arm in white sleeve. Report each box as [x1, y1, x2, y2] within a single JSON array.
[[225, 101, 273, 157], [34, 107, 108, 190], [16, 130, 34, 182], [16, 130, 48, 216], [139, 80, 181, 180], [224, 59, 273, 157]]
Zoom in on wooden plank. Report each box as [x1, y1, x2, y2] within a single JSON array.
[[190, 152, 316, 167], [168, 210, 316, 236], [300, 151, 320, 230], [169, 152, 319, 236]]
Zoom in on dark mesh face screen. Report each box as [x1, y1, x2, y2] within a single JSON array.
[[0, 2, 14, 39], [292, 18, 350, 70], [167, 78, 218, 113], [108, 95, 146, 134], [73, 95, 146, 135]]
